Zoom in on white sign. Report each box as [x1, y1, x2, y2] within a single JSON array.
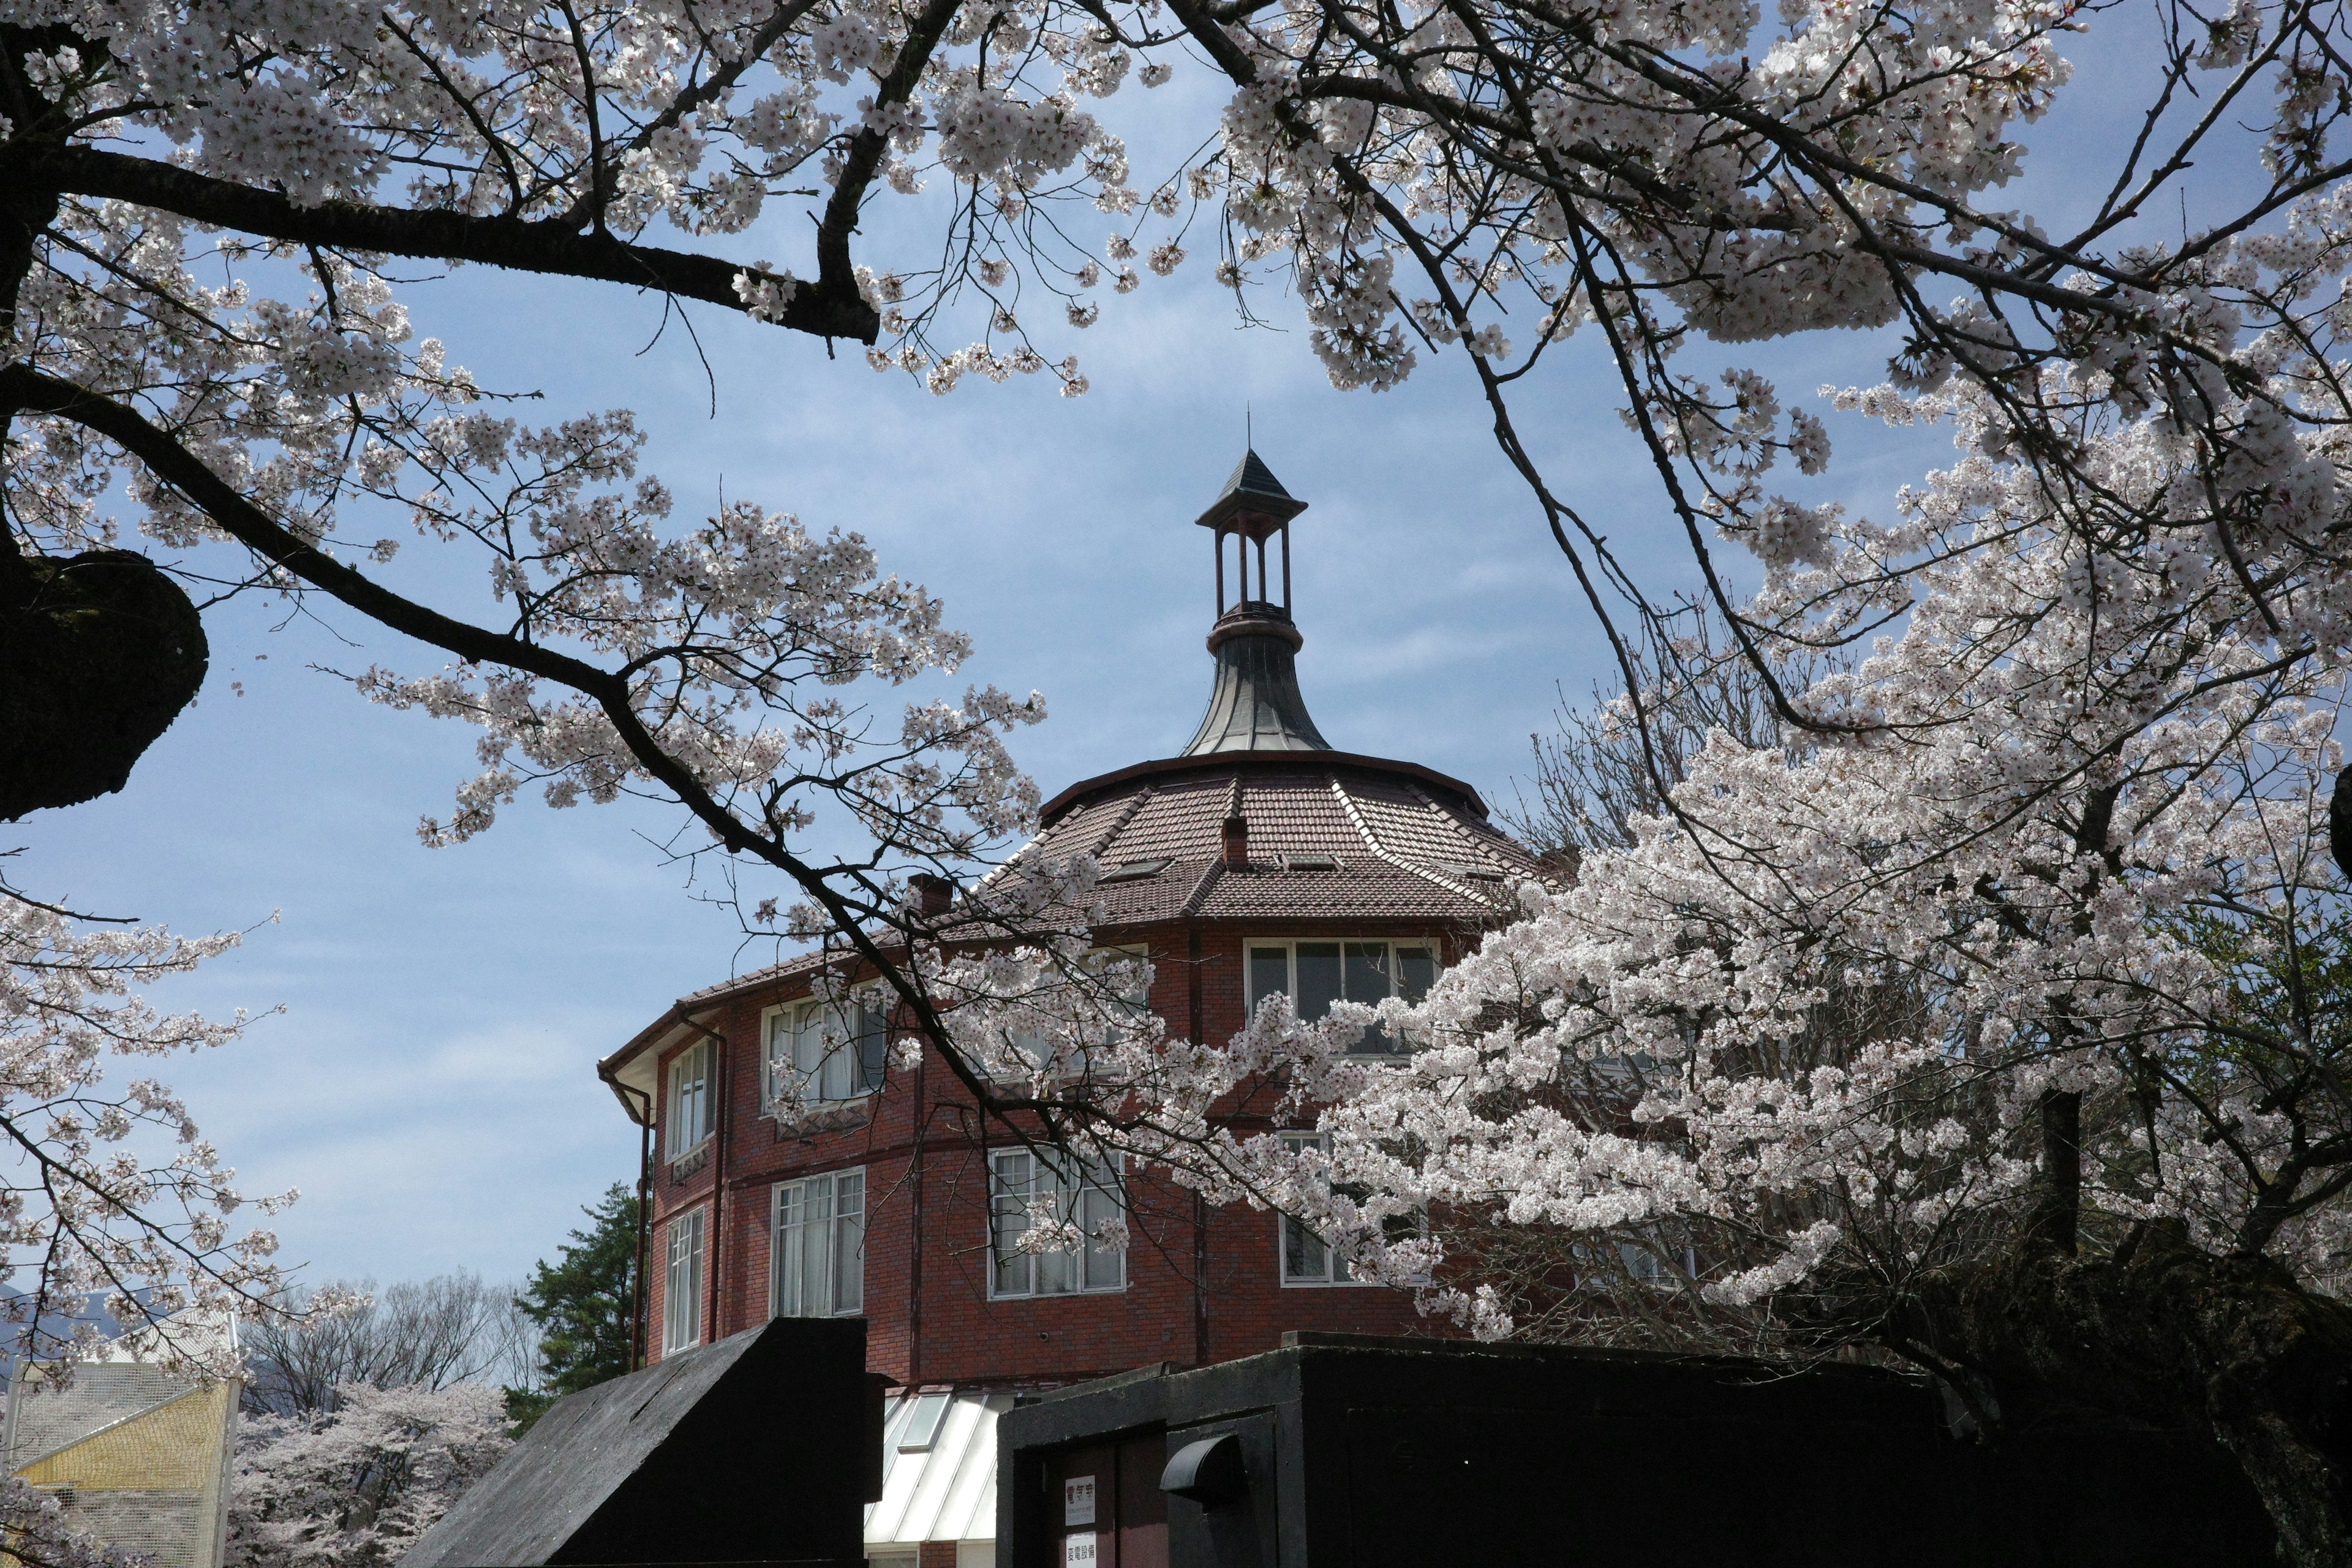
[[1064, 1476, 1097, 1527], [1064, 1532, 1099, 1567]]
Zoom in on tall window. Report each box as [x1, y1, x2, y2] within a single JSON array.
[[1277, 1133, 1426, 1286], [763, 994, 888, 1107], [1246, 941, 1438, 1052], [989, 1150, 1125, 1298], [663, 1207, 705, 1353], [666, 1040, 713, 1156], [772, 1168, 865, 1317]]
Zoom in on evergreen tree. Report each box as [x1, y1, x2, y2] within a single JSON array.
[[506, 1183, 639, 1430]]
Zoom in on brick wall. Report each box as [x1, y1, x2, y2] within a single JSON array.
[[641, 919, 1460, 1382]]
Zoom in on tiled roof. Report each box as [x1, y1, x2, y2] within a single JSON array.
[[995, 756, 1539, 928]]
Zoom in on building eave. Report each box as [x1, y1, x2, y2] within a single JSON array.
[[1039, 749, 1492, 826]]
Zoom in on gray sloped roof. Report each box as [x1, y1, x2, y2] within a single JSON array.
[[1192, 448, 1308, 534], [401, 1317, 872, 1568]]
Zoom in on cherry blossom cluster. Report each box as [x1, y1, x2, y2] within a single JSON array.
[[0, 1477, 148, 1568], [0, 888, 296, 1379], [1148, 387, 2352, 1346], [229, 1381, 513, 1568]]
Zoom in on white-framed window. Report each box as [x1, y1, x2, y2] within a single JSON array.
[[666, 1039, 714, 1158], [762, 992, 888, 1109], [1277, 1132, 1427, 1287], [663, 1207, 705, 1354], [988, 1149, 1125, 1298], [1245, 940, 1438, 1052], [771, 1167, 865, 1317]]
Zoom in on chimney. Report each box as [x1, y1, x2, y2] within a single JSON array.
[[1221, 815, 1250, 869], [908, 873, 955, 917]]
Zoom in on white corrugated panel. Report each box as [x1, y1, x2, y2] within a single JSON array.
[[865, 1392, 1011, 1549]]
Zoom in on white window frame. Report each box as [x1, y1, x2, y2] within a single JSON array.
[[663, 1207, 706, 1353], [770, 1167, 866, 1318], [1244, 938, 1439, 1053], [987, 1149, 1126, 1299], [1276, 1132, 1428, 1287], [760, 990, 888, 1110], [665, 1039, 713, 1158]]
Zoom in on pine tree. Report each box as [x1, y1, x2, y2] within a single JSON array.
[[506, 1183, 640, 1430]]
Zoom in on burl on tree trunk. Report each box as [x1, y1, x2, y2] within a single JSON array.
[[0, 538, 207, 821]]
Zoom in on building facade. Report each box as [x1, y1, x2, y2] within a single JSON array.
[[595, 453, 1537, 1567]]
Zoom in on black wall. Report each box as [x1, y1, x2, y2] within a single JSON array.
[[998, 1333, 2275, 1568]]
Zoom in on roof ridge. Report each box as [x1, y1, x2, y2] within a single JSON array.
[[1329, 775, 1485, 904], [1087, 786, 1155, 862], [1177, 859, 1224, 918], [1406, 784, 1506, 867]]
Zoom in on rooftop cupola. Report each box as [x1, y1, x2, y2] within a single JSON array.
[[1180, 450, 1333, 755]]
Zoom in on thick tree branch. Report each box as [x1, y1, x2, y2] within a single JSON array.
[[9, 144, 878, 342]]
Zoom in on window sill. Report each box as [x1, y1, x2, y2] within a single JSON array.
[[987, 1285, 1129, 1303], [666, 1142, 711, 1180], [771, 1099, 873, 1138]]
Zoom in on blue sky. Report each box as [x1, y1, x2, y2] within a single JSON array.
[[7, 21, 2178, 1292]]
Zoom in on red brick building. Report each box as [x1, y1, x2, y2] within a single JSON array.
[[595, 453, 1534, 1567]]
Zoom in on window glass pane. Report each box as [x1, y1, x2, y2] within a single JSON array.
[[684, 1213, 703, 1343], [1248, 947, 1290, 1016], [1341, 942, 1390, 1001], [672, 1042, 710, 1149], [774, 1184, 801, 1317], [818, 1020, 849, 1100], [1294, 943, 1342, 1021], [1398, 947, 1437, 1005], [900, 1393, 951, 1452], [666, 1211, 703, 1349], [1283, 1215, 1329, 1283], [794, 1005, 823, 1082], [1036, 1156, 1077, 1295], [991, 1153, 1031, 1297], [1345, 943, 1393, 1053], [1034, 1247, 1072, 1294], [764, 1013, 788, 1106], [834, 1172, 865, 1314], [855, 1002, 889, 1091], [1080, 1185, 1123, 1291], [801, 1175, 833, 1316]]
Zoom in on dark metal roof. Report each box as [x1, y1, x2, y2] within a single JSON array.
[[400, 1319, 874, 1568], [1181, 606, 1332, 755], [1193, 448, 1309, 540]]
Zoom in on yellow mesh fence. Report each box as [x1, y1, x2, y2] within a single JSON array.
[[14, 1383, 234, 1493]]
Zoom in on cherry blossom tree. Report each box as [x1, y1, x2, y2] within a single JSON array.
[[13, 0, 2352, 1545], [3, 0, 2347, 1066], [1136, 406, 2352, 1558], [227, 1381, 511, 1568], [0, 878, 295, 1377]]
